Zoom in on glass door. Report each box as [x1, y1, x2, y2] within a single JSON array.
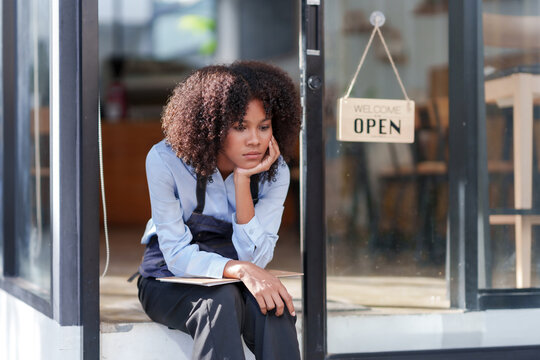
[[323, 0, 450, 354]]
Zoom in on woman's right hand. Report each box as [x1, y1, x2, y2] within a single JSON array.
[[223, 260, 295, 317]]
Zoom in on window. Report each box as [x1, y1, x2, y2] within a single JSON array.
[[12, 0, 52, 299], [1, 0, 99, 353]]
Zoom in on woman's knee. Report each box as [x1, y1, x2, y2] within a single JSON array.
[[209, 284, 244, 312], [190, 284, 244, 321], [186, 284, 245, 334]]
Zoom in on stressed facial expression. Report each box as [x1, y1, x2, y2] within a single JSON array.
[[220, 99, 272, 172]]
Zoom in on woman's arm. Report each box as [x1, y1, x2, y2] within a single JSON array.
[[232, 138, 287, 267], [229, 138, 295, 316], [147, 147, 230, 278], [234, 136, 280, 224], [233, 173, 255, 224]]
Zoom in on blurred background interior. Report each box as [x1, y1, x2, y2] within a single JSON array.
[[97, 0, 301, 279]]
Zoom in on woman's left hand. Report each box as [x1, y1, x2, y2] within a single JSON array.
[[234, 136, 281, 178]]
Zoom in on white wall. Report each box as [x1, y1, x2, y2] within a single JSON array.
[[327, 309, 540, 353], [0, 289, 82, 360]]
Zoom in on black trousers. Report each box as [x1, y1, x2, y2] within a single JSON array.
[[137, 276, 301, 360]]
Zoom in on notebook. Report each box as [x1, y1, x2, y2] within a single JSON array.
[[158, 269, 303, 287]]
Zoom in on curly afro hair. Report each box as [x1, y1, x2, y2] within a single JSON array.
[[161, 61, 301, 182]]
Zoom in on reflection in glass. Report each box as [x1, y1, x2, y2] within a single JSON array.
[[482, 0, 540, 289], [14, 0, 51, 298], [325, 0, 449, 353], [98, 0, 219, 121], [99, 0, 217, 61]]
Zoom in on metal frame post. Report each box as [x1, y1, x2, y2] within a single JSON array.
[[300, 1, 326, 359]]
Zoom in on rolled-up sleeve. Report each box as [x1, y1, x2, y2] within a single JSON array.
[[231, 161, 290, 268], [146, 149, 230, 278]]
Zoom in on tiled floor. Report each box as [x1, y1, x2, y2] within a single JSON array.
[[99, 224, 302, 278]]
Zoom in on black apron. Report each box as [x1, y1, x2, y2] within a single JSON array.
[[135, 174, 259, 279]]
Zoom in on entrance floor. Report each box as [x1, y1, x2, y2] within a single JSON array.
[[100, 275, 452, 324]]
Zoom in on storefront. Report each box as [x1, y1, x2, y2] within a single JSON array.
[[2, 0, 540, 359]]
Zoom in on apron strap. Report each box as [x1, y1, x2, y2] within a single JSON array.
[[250, 174, 259, 205], [127, 270, 140, 282], [193, 173, 260, 214], [194, 174, 207, 214]]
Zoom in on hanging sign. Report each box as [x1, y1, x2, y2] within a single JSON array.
[[337, 11, 415, 144], [337, 98, 414, 143]]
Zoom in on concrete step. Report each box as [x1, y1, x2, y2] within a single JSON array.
[[99, 274, 451, 358]]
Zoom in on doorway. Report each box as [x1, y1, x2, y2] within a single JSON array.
[[97, 0, 303, 326]]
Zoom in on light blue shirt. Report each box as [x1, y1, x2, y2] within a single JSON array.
[[141, 140, 290, 279]]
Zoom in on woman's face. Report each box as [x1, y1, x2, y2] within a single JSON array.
[[218, 99, 273, 175]]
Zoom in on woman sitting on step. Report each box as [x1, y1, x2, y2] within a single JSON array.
[[136, 61, 302, 360]]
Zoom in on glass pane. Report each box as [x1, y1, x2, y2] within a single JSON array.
[[325, 0, 449, 353], [482, 0, 540, 289], [14, 0, 51, 298]]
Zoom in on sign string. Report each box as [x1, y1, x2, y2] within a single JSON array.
[[344, 24, 410, 104]]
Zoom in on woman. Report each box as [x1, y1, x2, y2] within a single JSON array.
[[136, 61, 302, 360]]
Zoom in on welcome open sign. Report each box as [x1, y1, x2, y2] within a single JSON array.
[[337, 97, 415, 143]]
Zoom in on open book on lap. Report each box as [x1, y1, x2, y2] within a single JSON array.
[[158, 269, 303, 287]]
